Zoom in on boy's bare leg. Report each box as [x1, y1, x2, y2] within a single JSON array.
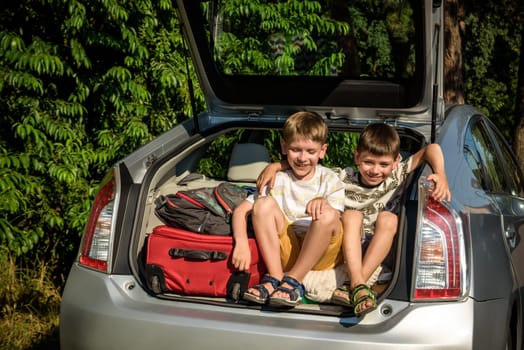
[[271, 206, 341, 299], [333, 210, 365, 300], [246, 196, 285, 297], [349, 211, 397, 313], [361, 211, 398, 282], [334, 210, 397, 312]]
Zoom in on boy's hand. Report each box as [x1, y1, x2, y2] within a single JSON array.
[[306, 197, 329, 220], [427, 173, 451, 202], [232, 240, 251, 271], [256, 162, 283, 194]]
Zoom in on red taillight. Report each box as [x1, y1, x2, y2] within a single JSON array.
[[79, 174, 116, 272], [412, 177, 465, 301]]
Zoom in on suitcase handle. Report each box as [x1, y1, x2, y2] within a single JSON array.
[[169, 248, 228, 261]]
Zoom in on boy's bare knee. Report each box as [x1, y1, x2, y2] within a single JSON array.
[[376, 211, 398, 234], [377, 211, 397, 223], [316, 206, 340, 226], [342, 209, 363, 223], [252, 196, 278, 217], [325, 205, 340, 219]]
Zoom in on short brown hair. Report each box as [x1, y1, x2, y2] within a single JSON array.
[[357, 123, 400, 157], [283, 111, 328, 144]]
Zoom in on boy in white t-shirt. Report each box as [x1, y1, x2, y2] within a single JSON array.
[[231, 111, 344, 307]]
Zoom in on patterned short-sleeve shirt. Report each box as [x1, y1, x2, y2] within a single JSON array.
[[337, 156, 413, 239]]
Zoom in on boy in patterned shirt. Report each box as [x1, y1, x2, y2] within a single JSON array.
[[257, 123, 451, 316], [231, 111, 345, 307]]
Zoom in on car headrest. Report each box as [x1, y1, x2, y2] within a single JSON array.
[[227, 143, 271, 182]]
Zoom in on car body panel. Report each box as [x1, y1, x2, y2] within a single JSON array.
[[62, 264, 492, 350]]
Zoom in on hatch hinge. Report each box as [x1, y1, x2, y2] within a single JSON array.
[[431, 22, 441, 143]]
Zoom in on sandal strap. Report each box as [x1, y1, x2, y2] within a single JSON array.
[[281, 275, 305, 297], [260, 274, 280, 289], [248, 284, 271, 300], [351, 284, 376, 305], [274, 286, 301, 302], [336, 281, 351, 292], [331, 283, 352, 306], [354, 298, 377, 317]]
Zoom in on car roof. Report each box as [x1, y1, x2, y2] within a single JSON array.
[[176, 0, 444, 125]]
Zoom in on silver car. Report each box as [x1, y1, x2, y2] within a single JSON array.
[[60, 0, 524, 349]]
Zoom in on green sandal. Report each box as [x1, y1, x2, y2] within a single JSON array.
[[330, 281, 352, 306], [351, 284, 377, 317]]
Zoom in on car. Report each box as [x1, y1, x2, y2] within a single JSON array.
[[59, 0, 524, 349]]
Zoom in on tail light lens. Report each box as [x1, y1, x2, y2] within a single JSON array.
[[412, 177, 466, 301], [79, 173, 116, 272]]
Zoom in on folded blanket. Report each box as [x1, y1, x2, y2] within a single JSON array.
[[302, 264, 384, 303]]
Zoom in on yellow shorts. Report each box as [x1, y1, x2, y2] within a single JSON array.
[[279, 221, 343, 272]]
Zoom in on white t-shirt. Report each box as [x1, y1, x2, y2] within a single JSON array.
[[248, 165, 344, 234]]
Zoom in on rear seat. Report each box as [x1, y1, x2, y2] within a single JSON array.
[[227, 143, 270, 183], [163, 142, 271, 191]]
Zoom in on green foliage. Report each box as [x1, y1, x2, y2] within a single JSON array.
[[197, 130, 244, 179], [0, 0, 204, 264], [463, 1, 521, 142], [212, 0, 415, 78], [214, 0, 350, 75], [324, 132, 359, 169]]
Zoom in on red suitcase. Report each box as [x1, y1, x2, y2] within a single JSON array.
[[145, 225, 266, 300]]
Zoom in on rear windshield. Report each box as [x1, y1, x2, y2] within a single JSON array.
[[208, 0, 418, 79], [182, 0, 424, 107]]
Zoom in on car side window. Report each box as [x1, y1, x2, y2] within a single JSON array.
[[490, 127, 524, 197], [464, 121, 506, 193], [463, 137, 485, 190]]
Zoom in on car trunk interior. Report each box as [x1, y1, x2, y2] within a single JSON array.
[[134, 125, 426, 316]]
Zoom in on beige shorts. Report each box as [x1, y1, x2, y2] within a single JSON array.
[[279, 220, 343, 272]]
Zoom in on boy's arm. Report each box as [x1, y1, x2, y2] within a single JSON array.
[[256, 159, 290, 194], [306, 197, 330, 221], [306, 196, 343, 221], [410, 143, 451, 202], [305, 175, 345, 220], [231, 200, 254, 271]]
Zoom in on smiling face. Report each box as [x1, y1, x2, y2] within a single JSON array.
[[355, 150, 400, 187], [353, 123, 401, 186], [281, 137, 327, 180]]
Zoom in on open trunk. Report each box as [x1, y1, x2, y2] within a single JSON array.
[[133, 123, 427, 316], [126, 0, 442, 318]]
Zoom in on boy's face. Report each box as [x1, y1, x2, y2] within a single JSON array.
[[281, 137, 327, 180], [355, 150, 400, 187]]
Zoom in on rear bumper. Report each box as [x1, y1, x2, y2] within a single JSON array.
[[60, 263, 502, 350]]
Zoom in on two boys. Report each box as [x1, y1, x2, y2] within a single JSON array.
[[233, 113, 451, 315]]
